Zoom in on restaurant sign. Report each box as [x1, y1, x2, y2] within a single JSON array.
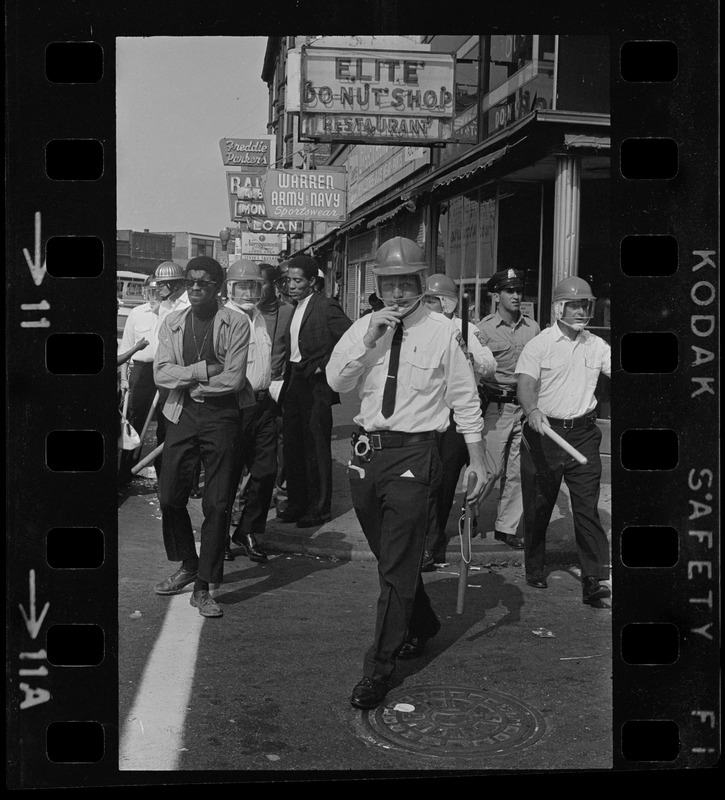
[[219, 136, 274, 167], [299, 47, 455, 146], [262, 168, 347, 222]]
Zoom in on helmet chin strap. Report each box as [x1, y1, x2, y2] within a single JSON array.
[[388, 296, 423, 319]]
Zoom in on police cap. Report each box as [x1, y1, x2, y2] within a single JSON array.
[[487, 268, 525, 293]]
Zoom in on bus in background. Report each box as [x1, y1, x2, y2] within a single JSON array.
[[117, 270, 148, 341]]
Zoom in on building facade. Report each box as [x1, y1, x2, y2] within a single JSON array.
[[116, 229, 173, 275], [262, 34, 611, 424]]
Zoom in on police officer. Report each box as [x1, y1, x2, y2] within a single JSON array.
[[420, 273, 497, 569], [155, 260, 190, 321], [223, 259, 275, 563], [516, 276, 611, 604], [118, 274, 164, 480], [326, 237, 490, 710], [476, 268, 541, 548]]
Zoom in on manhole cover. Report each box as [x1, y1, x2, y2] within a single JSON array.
[[361, 685, 546, 757]]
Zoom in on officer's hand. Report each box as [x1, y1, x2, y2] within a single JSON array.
[[363, 307, 404, 346], [527, 407, 550, 435], [463, 460, 489, 506], [119, 378, 129, 393]]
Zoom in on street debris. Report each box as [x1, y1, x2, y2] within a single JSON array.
[[393, 703, 415, 713], [532, 628, 556, 638], [129, 611, 142, 618], [265, 754, 281, 761]]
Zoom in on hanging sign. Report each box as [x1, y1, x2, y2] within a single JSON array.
[[262, 168, 347, 222], [298, 47, 456, 146], [219, 136, 274, 167]]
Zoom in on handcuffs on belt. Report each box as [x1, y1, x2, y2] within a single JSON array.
[[351, 430, 373, 462]]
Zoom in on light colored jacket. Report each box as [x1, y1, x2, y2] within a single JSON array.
[[154, 306, 253, 424]]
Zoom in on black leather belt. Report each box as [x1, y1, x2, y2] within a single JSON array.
[[131, 360, 153, 367], [480, 384, 519, 404], [546, 412, 597, 429], [365, 430, 437, 449]]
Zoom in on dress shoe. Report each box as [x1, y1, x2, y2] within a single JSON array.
[[231, 532, 268, 562], [494, 531, 524, 549], [223, 542, 235, 562], [420, 551, 437, 572], [350, 677, 389, 709], [154, 567, 198, 595], [582, 576, 608, 604], [296, 512, 332, 528], [190, 590, 223, 617], [526, 576, 548, 589], [397, 636, 431, 660], [276, 508, 303, 523]]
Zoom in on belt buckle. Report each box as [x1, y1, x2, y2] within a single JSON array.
[[563, 418, 574, 430], [370, 433, 383, 450]]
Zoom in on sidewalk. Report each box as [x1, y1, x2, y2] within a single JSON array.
[[126, 393, 611, 569]]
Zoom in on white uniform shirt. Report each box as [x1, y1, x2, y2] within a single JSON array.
[[289, 292, 313, 363], [225, 302, 272, 392], [158, 291, 190, 323], [450, 317, 497, 380], [515, 323, 611, 419], [118, 302, 160, 363], [326, 303, 483, 442]]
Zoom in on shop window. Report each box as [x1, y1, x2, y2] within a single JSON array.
[[496, 181, 542, 322]]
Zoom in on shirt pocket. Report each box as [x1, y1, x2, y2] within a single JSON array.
[[584, 353, 601, 389], [404, 347, 442, 393], [540, 353, 569, 375]]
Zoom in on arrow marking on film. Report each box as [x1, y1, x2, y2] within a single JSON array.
[[23, 211, 47, 286], [19, 570, 50, 640]]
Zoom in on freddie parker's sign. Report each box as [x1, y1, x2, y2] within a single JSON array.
[[219, 137, 274, 167], [299, 47, 455, 145], [262, 168, 347, 222]]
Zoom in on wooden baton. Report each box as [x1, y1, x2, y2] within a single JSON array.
[[131, 443, 163, 475], [541, 424, 588, 464]]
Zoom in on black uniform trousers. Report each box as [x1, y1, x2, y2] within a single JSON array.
[[425, 411, 469, 560], [121, 361, 166, 476], [158, 398, 239, 584], [227, 393, 278, 536], [521, 421, 609, 581], [282, 367, 333, 518], [349, 439, 442, 682]]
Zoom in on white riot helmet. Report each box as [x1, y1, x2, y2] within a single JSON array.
[[423, 273, 459, 316], [226, 259, 264, 311], [371, 237, 428, 314], [552, 276, 595, 331]]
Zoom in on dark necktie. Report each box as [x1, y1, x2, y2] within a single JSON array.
[[381, 323, 404, 418]]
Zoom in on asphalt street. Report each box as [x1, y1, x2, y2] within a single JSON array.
[[118, 390, 613, 776]]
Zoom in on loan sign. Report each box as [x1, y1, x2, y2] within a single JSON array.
[[262, 168, 347, 222], [299, 47, 455, 146], [226, 170, 307, 233]]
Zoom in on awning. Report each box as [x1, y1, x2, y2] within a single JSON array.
[[366, 202, 407, 229], [432, 144, 510, 189]]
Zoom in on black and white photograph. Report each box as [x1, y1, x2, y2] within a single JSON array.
[[6, 1, 720, 787]]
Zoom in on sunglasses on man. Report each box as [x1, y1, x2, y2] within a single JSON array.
[[183, 279, 218, 289]]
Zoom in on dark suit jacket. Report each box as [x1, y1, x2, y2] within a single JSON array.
[[283, 292, 352, 403]]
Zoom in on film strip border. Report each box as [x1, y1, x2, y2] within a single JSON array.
[[6, 1, 720, 786]]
